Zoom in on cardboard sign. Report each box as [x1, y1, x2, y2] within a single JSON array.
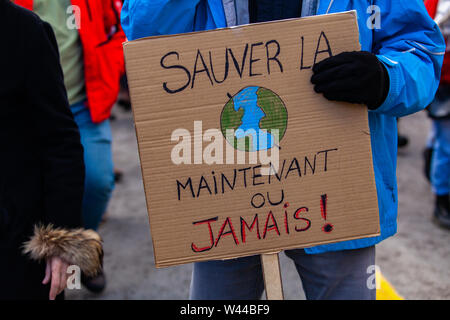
[[124, 11, 380, 268]]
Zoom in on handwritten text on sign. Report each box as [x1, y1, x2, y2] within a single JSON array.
[[124, 12, 379, 267], [160, 32, 332, 94], [176, 148, 339, 253]]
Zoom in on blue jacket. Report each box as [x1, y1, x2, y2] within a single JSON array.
[[121, 0, 445, 254]]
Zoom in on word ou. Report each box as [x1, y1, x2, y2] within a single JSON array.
[[66, 265, 81, 290], [366, 5, 381, 30], [366, 265, 381, 290], [171, 121, 280, 174], [66, 5, 81, 30]]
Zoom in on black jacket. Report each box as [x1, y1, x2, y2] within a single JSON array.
[[0, 1, 85, 299]]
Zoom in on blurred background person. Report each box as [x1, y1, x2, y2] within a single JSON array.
[[0, 0, 103, 300], [425, 0, 450, 229], [15, 0, 126, 292]]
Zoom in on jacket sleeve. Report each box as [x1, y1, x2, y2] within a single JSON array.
[[121, 0, 202, 40], [373, 0, 445, 117], [25, 20, 85, 230]]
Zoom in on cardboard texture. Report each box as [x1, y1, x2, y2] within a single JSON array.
[[124, 11, 380, 268]]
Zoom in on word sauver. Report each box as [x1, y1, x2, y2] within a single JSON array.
[[160, 31, 333, 94]]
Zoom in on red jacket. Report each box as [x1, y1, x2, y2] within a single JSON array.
[[16, 0, 126, 123], [426, 0, 450, 84]]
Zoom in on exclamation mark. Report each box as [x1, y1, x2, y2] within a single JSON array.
[[320, 194, 333, 233]]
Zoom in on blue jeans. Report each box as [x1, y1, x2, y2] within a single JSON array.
[[71, 101, 115, 231], [189, 246, 376, 300], [431, 119, 450, 195]]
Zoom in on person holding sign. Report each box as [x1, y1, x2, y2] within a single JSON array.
[[121, 0, 445, 299]]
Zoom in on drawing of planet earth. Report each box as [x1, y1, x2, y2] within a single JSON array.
[[220, 86, 288, 152]]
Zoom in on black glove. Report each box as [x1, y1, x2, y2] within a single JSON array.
[[311, 51, 390, 110]]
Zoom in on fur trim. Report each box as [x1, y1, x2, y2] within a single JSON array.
[[22, 224, 103, 277]]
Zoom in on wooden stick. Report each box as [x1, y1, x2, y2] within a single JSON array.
[[260, 253, 284, 300]]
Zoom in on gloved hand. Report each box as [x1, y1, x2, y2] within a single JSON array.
[[311, 51, 390, 110]]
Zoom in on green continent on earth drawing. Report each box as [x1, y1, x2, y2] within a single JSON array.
[[220, 86, 288, 152]]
